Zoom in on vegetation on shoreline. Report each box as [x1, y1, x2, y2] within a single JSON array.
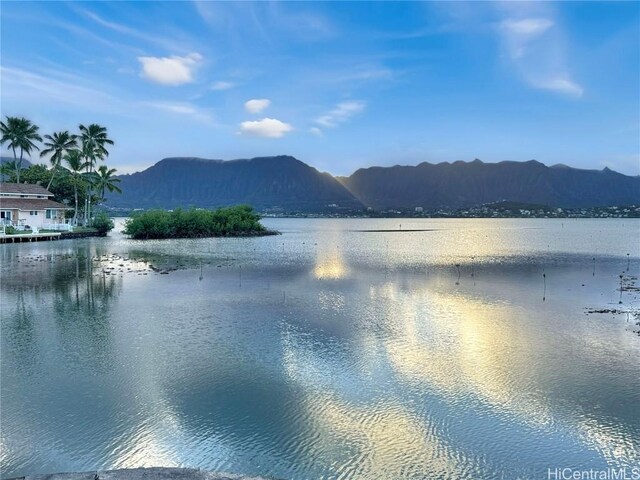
[[90, 212, 115, 235], [1, 116, 121, 226], [123, 206, 273, 240]]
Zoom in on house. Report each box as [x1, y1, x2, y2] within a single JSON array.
[[0, 183, 69, 229]]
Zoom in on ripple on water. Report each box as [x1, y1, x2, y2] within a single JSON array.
[[1, 218, 639, 479]]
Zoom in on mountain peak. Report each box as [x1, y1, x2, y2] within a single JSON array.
[[155, 155, 302, 168], [109, 155, 361, 212]]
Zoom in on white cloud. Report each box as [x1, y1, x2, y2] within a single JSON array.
[[498, 14, 583, 98], [211, 81, 235, 91], [138, 53, 202, 86], [315, 101, 366, 128], [238, 118, 292, 138], [244, 98, 271, 114], [309, 127, 323, 136]]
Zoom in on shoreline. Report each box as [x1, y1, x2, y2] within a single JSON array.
[[125, 229, 280, 241]]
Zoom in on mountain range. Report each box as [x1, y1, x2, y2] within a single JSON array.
[[108, 156, 362, 211], [99, 155, 639, 212], [340, 159, 640, 210]]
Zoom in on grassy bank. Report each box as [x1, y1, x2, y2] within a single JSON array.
[[123, 205, 276, 240]]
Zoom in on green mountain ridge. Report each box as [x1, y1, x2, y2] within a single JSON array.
[[106, 156, 640, 211], [109, 155, 363, 212]]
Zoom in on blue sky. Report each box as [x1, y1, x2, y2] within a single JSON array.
[[1, 1, 639, 176]]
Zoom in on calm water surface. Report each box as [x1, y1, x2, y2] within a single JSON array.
[[1, 218, 639, 479]]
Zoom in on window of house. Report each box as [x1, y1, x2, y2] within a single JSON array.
[[46, 209, 52, 219], [30, 211, 38, 216]]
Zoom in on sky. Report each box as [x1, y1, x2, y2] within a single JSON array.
[[1, 1, 639, 176]]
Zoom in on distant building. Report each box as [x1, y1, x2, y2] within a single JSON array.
[[415, 207, 424, 213], [0, 183, 68, 228]]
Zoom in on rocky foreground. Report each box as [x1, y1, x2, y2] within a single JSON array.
[[9, 467, 277, 480]]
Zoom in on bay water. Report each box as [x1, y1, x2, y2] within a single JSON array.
[[1, 218, 639, 479]]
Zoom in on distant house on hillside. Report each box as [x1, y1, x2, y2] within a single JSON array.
[[0, 183, 68, 229]]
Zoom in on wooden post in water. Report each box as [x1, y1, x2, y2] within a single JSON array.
[[619, 274, 624, 304]]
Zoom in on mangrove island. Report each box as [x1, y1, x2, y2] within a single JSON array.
[[122, 205, 278, 239]]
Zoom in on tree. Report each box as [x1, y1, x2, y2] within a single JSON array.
[[13, 164, 51, 186], [63, 149, 89, 226], [79, 124, 113, 224], [0, 159, 19, 181], [40, 130, 78, 190], [0, 116, 42, 182], [0, 117, 22, 179], [94, 165, 121, 202]]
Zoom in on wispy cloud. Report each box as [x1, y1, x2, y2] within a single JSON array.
[[309, 127, 323, 137], [238, 118, 293, 138], [315, 101, 366, 128], [143, 101, 215, 124], [338, 66, 394, 82], [301, 62, 395, 87], [497, 7, 583, 98], [76, 7, 192, 53], [0, 66, 124, 112], [210, 81, 235, 91], [194, 1, 336, 42], [502, 18, 553, 37], [138, 53, 203, 86], [52, 19, 140, 54], [531, 78, 584, 97], [262, 2, 337, 41], [244, 98, 271, 114]]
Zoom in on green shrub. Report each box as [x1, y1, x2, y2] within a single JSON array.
[[123, 205, 267, 239], [90, 212, 115, 235], [4, 225, 16, 235]]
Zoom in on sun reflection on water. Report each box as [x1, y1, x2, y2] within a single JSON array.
[[313, 248, 349, 280]]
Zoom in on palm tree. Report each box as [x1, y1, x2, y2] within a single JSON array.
[[0, 116, 42, 182], [0, 117, 21, 171], [40, 131, 78, 190], [79, 124, 113, 224], [95, 165, 122, 202], [0, 159, 18, 182], [63, 149, 88, 226]]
